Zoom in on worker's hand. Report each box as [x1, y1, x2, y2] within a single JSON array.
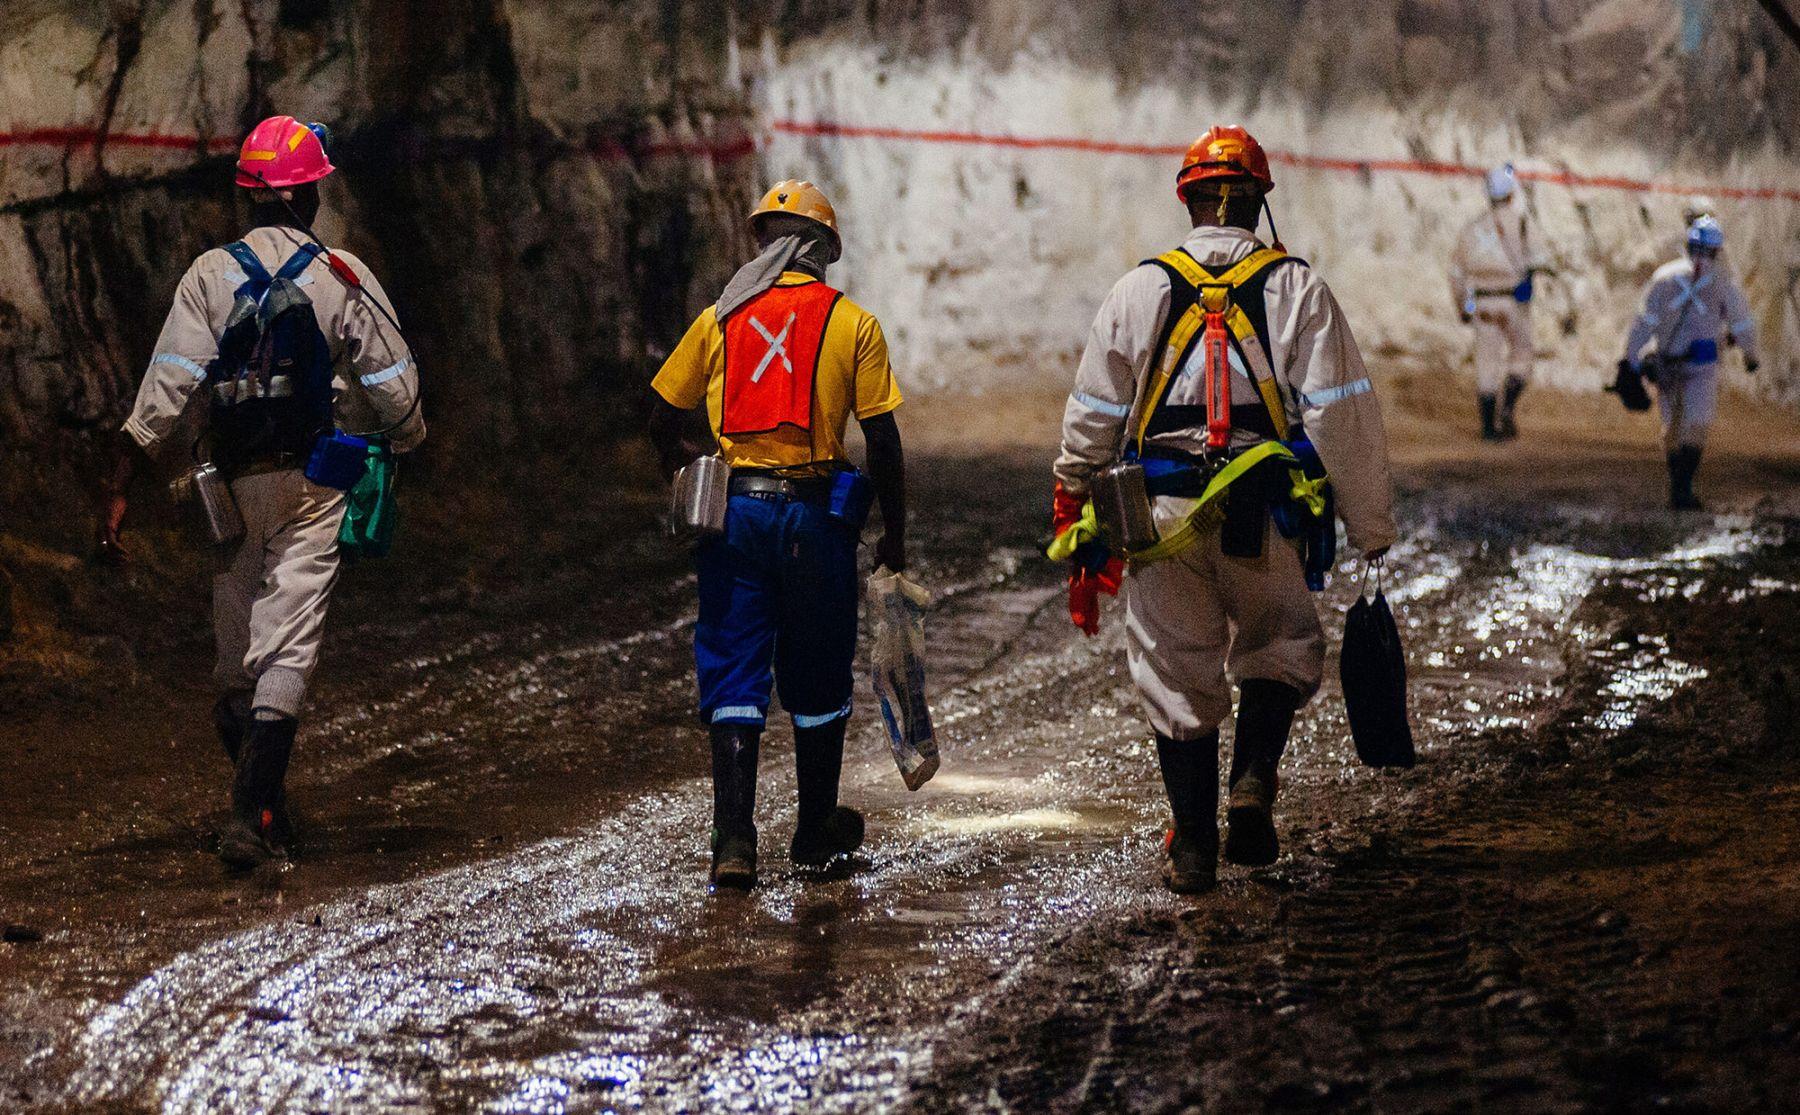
[[874, 532, 906, 574], [94, 486, 130, 564], [1746, 358, 1760, 375]]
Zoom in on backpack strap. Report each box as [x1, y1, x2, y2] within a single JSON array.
[[274, 242, 323, 283], [222, 242, 273, 291], [1134, 246, 1292, 452]]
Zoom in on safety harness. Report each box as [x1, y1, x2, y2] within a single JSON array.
[[1123, 246, 1329, 567]]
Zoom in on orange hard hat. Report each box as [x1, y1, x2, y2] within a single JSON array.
[[235, 115, 334, 189], [749, 180, 841, 262], [1176, 125, 1273, 200]]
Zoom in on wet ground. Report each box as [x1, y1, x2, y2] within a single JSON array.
[[3, 401, 1800, 1112]]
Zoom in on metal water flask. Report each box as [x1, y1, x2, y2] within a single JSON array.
[[1092, 461, 1157, 554], [185, 462, 245, 546], [671, 455, 730, 538]]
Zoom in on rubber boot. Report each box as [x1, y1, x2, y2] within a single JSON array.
[[218, 715, 297, 869], [1155, 731, 1220, 894], [212, 693, 249, 765], [1499, 377, 1525, 440], [791, 717, 865, 867], [709, 724, 760, 889], [1668, 445, 1703, 510], [1478, 395, 1501, 441], [1226, 679, 1304, 867]]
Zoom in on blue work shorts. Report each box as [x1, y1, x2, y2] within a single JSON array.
[[693, 493, 859, 729]]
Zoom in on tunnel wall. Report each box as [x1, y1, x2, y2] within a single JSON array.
[[0, 0, 1796, 525]]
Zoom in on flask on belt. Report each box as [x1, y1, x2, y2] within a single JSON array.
[[1091, 461, 1157, 555], [670, 455, 730, 538], [171, 462, 245, 546]]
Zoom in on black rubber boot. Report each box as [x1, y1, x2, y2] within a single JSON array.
[[219, 715, 297, 869], [1478, 395, 1501, 441], [791, 717, 865, 867], [1669, 445, 1703, 510], [212, 694, 249, 765], [1155, 731, 1220, 894], [709, 724, 761, 889], [1226, 680, 1304, 867], [1499, 377, 1525, 439]]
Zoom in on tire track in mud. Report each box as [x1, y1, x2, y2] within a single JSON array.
[[49, 504, 1787, 1111]]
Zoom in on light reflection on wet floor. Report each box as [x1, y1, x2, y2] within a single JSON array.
[[59, 505, 1784, 1112]]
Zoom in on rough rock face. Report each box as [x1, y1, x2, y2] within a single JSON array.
[[0, 0, 1796, 520]]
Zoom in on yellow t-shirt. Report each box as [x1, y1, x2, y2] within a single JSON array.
[[651, 273, 903, 471]]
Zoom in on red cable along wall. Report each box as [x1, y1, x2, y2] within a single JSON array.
[[2, 120, 1795, 203]]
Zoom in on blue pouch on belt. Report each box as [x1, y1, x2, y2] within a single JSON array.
[[305, 430, 372, 491], [1512, 274, 1534, 303], [829, 469, 874, 530], [1685, 337, 1719, 365]]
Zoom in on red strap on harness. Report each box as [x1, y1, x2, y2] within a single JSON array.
[[1202, 297, 1231, 451]]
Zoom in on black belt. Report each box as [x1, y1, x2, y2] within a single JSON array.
[[1473, 286, 1518, 298], [729, 473, 834, 502]]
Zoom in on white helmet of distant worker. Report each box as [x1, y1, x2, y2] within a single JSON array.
[[1485, 163, 1518, 202]]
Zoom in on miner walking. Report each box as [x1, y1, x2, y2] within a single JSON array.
[[649, 180, 908, 890], [1050, 126, 1396, 893], [1449, 164, 1545, 440], [99, 116, 424, 867], [1621, 215, 1760, 510]]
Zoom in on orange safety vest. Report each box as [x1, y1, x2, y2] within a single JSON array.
[[721, 281, 842, 437]]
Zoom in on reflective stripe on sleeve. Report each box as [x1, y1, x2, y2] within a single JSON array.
[[360, 358, 410, 388], [152, 353, 208, 380], [1072, 391, 1131, 418], [1299, 378, 1373, 409], [792, 702, 852, 729]]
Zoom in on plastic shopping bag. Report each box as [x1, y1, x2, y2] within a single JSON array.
[[1340, 564, 1416, 768], [869, 569, 939, 790]]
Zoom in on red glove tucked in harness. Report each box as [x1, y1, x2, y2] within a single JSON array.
[[1053, 484, 1124, 637]]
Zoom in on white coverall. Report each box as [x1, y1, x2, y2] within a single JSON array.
[[1054, 225, 1397, 739], [1624, 257, 1759, 451], [123, 226, 424, 717], [1448, 201, 1542, 396]]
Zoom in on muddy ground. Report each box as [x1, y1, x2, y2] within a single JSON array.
[[2, 379, 1800, 1112]]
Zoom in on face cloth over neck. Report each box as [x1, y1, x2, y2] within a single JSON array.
[[716, 230, 832, 321]]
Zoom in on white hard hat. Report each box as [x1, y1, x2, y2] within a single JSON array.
[[1485, 163, 1517, 202], [1682, 195, 1718, 224]]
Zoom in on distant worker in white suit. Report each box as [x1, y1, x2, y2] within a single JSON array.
[[1448, 164, 1546, 441], [1621, 216, 1760, 510]]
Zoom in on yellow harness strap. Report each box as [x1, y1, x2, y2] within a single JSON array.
[[1128, 441, 1294, 564], [1133, 247, 1291, 452]]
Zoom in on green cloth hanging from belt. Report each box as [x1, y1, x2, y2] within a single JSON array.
[[337, 437, 397, 562]]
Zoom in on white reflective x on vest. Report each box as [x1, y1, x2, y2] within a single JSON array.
[[749, 311, 797, 383]]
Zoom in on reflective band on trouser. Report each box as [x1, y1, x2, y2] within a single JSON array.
[[720, 281, 842, 436], [711, 705, 766, 725], [153, 353, 208, 380], [793, 701, 852, 728], [1299, 378, 1372, 408]]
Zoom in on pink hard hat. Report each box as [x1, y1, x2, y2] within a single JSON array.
[[235, 115, 335, 189]]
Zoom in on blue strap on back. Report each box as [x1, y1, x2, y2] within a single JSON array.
[[222, 241, 320, 294], [274, 242, 322, 283], [223, 241, 272, 292]]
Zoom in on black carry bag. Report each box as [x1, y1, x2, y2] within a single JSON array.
[[1340, 564, 1416, 768], [1608, 359, 1654, 412]]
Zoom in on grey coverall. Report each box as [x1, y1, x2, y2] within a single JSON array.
[[1055, 225, 1397, 740], [123, 226, 424, 717], [1623, 257, 1760, 451], [1448, 201, 1544, 396]]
